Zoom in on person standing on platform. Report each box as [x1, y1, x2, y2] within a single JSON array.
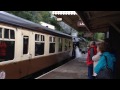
[[92, 42, 102, 79], [86, 41, 97, 79]]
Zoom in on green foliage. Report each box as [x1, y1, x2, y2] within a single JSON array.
[[50, 17, 64, 31], [93, 33, 105, 41], [78, 32, 84, 37], [6, 11, 63, 31], [7, 11, 40, 23], [86, 37, 93, 41]]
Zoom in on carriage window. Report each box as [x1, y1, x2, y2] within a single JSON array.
[[41, 35, 44, 41], [41, 35, 42, 41], [0, 41, 15, 62], [0, 28, 15, 62], [49, 36, 55, 53], [64, 39, 68, 51], [49, 36, 52, 42], [43, 35, 45, 41], [49, 43, 55, 53], [10, 30, 15, 39], [58, 38, 62, 52], [35, 34, 45, 56], [35, 34, 39, 41], [0, 28, 2, 38], [53, 37, 55, 42], [4, 29, 9, 39], [23, 36, 29, 54], [35, 42, 44, 56], [69, 41, 71, 49]]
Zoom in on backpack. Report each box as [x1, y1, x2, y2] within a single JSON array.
[[96, 56, 113, 79]]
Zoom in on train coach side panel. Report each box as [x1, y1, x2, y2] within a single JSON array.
[[0, 62, 21, 79], [0, 51, 71, 79], [28, 51, 71, 76]]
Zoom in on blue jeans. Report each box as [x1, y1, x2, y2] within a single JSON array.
[[88, 64, 94, 79]]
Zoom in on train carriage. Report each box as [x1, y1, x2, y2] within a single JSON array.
[[0, 11, 72, 79]]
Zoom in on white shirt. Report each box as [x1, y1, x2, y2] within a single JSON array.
[[92, 52, 102, 76], [75, 46, 82, 58]]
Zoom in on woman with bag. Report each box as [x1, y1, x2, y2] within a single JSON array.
[[94, 42, 116, 79]]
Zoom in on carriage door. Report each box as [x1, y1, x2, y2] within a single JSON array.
[[21, 30, 32, 60]]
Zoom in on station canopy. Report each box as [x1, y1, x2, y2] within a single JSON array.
[[52, 11, 88, 32], [76, 11, 120, 33], [52, 11, 120, 33]]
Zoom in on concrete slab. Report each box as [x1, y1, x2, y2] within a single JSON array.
[[36, 56, 88, 79]]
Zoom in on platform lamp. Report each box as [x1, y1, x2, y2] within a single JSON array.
[[77, 20, 85, 27], [56, 18, 62, 22]]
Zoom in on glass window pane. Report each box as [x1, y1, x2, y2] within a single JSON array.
[[35, 42, 44, 56], [49, 43, 55, 53], [58, 38, 62, 52], [0, 28, 2, 38], [43, 36, 44, 41], [53, 37, 55, 42], [35, 34, 37, 41], [41, 35, 44, 41], [65, 39, 67, 51], [49, 37, 52, 42], [35, 34, 39, 41], [69, 41, 71, 49], [0, 41, 15, 62], [10, 30, 15, 39], [23, 36, 29, 54], [4, 29, 9, 39], [41, 35, 43, 41]]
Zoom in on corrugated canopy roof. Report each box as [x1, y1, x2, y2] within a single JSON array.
[[52, 11, 77, 15], [52, 11, 88, 32]]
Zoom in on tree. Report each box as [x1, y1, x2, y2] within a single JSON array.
[[78, 32, 84, 37], [6, 11, 63, 31], [7, 11, 37, 22]]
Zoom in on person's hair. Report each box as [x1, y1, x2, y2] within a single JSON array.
[[89, 41, 96, 46], [97, 42, 110, 53], [93, 41, 96, 45]]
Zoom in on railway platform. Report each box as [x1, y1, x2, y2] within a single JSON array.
[[36, 54, 88, 79]]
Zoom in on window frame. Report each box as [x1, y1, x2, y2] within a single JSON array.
[[58, 37, 63, 52], [49, 36, 56, 54], [34, 33, 45, 56], [0, 27, 15, 62], [64, 38, 68, 51]]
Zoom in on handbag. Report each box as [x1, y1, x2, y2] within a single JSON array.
[[96, 55, 113, 79]]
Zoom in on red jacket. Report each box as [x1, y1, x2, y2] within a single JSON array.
[[86, 45, 97, 66]]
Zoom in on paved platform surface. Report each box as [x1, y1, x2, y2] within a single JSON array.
[[36, 54, 88, 79]]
